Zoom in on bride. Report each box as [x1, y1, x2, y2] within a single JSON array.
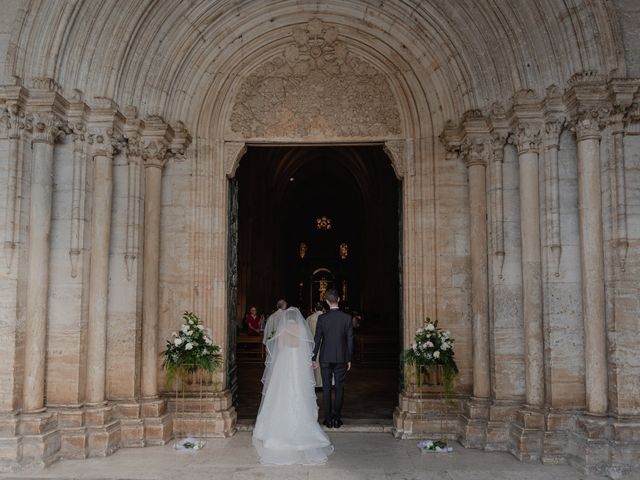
[[252, 306, 333, 465]]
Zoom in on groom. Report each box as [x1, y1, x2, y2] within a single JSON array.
[[312, 289, 354, 428]]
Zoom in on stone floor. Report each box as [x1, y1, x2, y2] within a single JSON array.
[[1, 432, 625, 480]]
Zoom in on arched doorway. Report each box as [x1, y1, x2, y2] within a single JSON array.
[[232, 145, 401, 420]]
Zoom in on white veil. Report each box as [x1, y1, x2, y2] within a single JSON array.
[[260, 307, 314, 396], [252, 307, 333, 465]]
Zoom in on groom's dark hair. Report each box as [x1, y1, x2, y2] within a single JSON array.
[[325, 289, 339, 304]]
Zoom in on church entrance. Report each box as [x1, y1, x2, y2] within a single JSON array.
[[232, 145, 401, 420]]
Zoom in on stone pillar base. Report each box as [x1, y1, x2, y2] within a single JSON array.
[[168, 389, 237, 438], [569, 413, 612, 475], [54, 404, 120, 459], [0, 413, 21, 472], [459, 397, 490, 448], [114, 402, 145, 447], [392, 391, 461, 440], [141, 399, 172, 445], [509, 407, 544, 462], [540, 410, 574, 465], [484, 401, 521, 451], [85, 405, 120, 457], [18, 411, 60, 468]]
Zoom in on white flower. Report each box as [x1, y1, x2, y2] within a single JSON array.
[[188, 318, 194, 325], [197, 324, 204, 331], [441, 342, 449, 351], [426, 341, 434, 348], [417, 328, 424, 334], [426, 353, 432, 359], [425, 323, 435, 331], [181, 325, 190, 333], [433, 351, 440, 359], [174, 338, 183, 346], [185, 342, 193, 350], [171, 331, 178, 337], [185, 330, 193, 336], [205, 337, 213, 345], [202, 348, 208, 355]]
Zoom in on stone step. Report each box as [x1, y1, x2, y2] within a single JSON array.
[[236, 419, 393, 433]]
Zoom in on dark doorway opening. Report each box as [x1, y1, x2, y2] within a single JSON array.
[[233, 145, 401, 420]]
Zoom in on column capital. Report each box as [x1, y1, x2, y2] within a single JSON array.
[[0, 87, 30, 139], [489, 130, 508, 163], [141, 115, 175, 169], [571, 108, 607, 141], [439, 120, 463, 161], [142, 140, 169, 169], [87, 96, 125, 157], [542, 118, 565, 149], [67, 94, 90, 151], [511, 122, 541, 155], [461, 137, 488, 168], [31, 111, 69, 144]]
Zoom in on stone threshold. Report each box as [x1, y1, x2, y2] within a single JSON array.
[[236, 418, 394, 433]]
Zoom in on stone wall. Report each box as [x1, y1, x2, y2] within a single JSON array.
[[0, 1, 639, 476]]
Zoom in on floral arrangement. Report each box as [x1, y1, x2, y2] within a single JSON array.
[[417, 439, 453, 453], [162, 311, 222, 387], [404, 318, 458, 397]]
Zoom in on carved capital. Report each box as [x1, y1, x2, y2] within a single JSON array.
[[490, 131, 508, 163], [572, 108, 606, 141], [32, 112, 67, 144], [461, 138, 487, 168], [2, 102, 33, 139], [142, 140, 169, 169], [543, 119, 564, 149], [125, 132, 142, 158], [69, 122, 87, 151], [88, 128, 116, 157], [513, 123, 541, 155], [169, 121, 192, 161]]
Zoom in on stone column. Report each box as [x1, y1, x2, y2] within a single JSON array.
[[543, 120, 563, 278], [22, 114, 60, 413], [141, 141, 168, 399], [514, 123, 545, 408], [574, 110, 608, 415], [85, 132, 115, 406], [463, 139, 491, 400]]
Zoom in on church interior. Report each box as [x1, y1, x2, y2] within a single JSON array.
[[233, 146, 400, 419]]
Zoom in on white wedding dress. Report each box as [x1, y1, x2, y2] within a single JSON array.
[[252, 307, 333, 465]]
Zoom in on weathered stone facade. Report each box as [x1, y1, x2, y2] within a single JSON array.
[[0, 0, 639, 476]]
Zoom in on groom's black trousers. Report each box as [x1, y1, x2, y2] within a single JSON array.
[[320, 362, 347, 421]]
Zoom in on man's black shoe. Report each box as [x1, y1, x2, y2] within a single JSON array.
[[332, 418, 343, 428], [323, 419, 333, 428]]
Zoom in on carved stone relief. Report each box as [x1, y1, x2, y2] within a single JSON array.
[[230, 19, 402, 139]]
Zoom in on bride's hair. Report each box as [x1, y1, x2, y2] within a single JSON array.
[[276, 299, 287, 309]]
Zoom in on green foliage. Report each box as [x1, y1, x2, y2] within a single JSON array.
[[161, 311, 222, 387]]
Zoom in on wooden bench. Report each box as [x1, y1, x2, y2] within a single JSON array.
[[236, 334, 265, 363], [354, 334, 400, 364]]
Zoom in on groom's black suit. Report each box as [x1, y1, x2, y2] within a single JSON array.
[[312, 307, 354, 423]]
